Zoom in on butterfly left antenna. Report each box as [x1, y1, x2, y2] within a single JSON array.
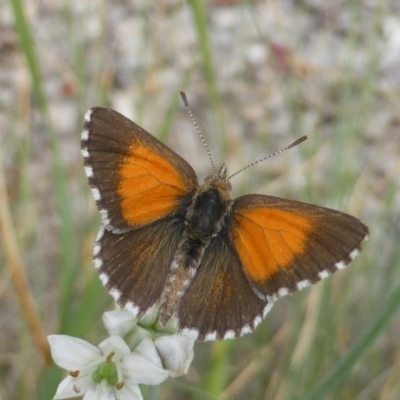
[[228, 135, 309, 180], [180, 91, 217, 174]]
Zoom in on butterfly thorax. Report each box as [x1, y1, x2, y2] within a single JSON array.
[[185, 178, 232, 241], [159, 168, 233, 325]]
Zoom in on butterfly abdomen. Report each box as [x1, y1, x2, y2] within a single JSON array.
[[159, 179, 233, 324]]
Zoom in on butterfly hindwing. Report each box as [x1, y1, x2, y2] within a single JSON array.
[[177, 232, 267, 341], [81, 107, 198, 231], [95, 215, 186, 316]]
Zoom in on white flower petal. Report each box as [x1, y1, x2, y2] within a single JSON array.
[[134, 338, 163, 367], [98, 335, 131, 360], [118, 384, 143, 400], [83, 384, 114, 400], [122, 353, 169, 386], [48, 335, 101, 370], [121, 340, 169, 385], [54, 375, 95, 399], [103, 310, 137, 337], [139, 305, 159, 326], [127, 325, 152, 349], [155, 335, 195, 377], [154, 315, 178, 334]]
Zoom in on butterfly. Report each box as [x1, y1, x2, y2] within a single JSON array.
[[81, 96, 368, 341]]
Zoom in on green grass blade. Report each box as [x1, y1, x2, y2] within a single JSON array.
[[10, 0, 79, 340], [9, 0, 47, 111], [187, 0, 228, 152], [303, 283, 400, 400]]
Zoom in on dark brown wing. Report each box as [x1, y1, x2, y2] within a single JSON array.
[[177, 233, 267, 341], [81, 107, 198, 232], [231, 195, 369, 298], [95, 216, 185, 316]]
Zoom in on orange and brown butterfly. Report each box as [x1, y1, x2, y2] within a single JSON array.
[[81, 92, 369, 341]]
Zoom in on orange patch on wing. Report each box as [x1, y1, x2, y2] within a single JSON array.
[[233, 208, 314, 283], [118, 142, 191, 225]]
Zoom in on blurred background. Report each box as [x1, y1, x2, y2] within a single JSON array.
[[1, 0, 400, 399]]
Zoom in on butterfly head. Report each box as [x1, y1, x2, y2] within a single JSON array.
[[203, 164, 232, 195]]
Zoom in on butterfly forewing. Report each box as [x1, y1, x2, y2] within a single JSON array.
[[81, 107, 198, 231], [231, 195, 369, 298]]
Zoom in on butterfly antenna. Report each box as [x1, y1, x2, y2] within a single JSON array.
[[180, 90, 217, 174], [228, 135, 309, 180]]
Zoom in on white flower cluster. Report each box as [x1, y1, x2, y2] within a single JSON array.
[[48, 309, 194, 400]]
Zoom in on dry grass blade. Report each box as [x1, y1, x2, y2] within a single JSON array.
[[0, 146, 51, 364]]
